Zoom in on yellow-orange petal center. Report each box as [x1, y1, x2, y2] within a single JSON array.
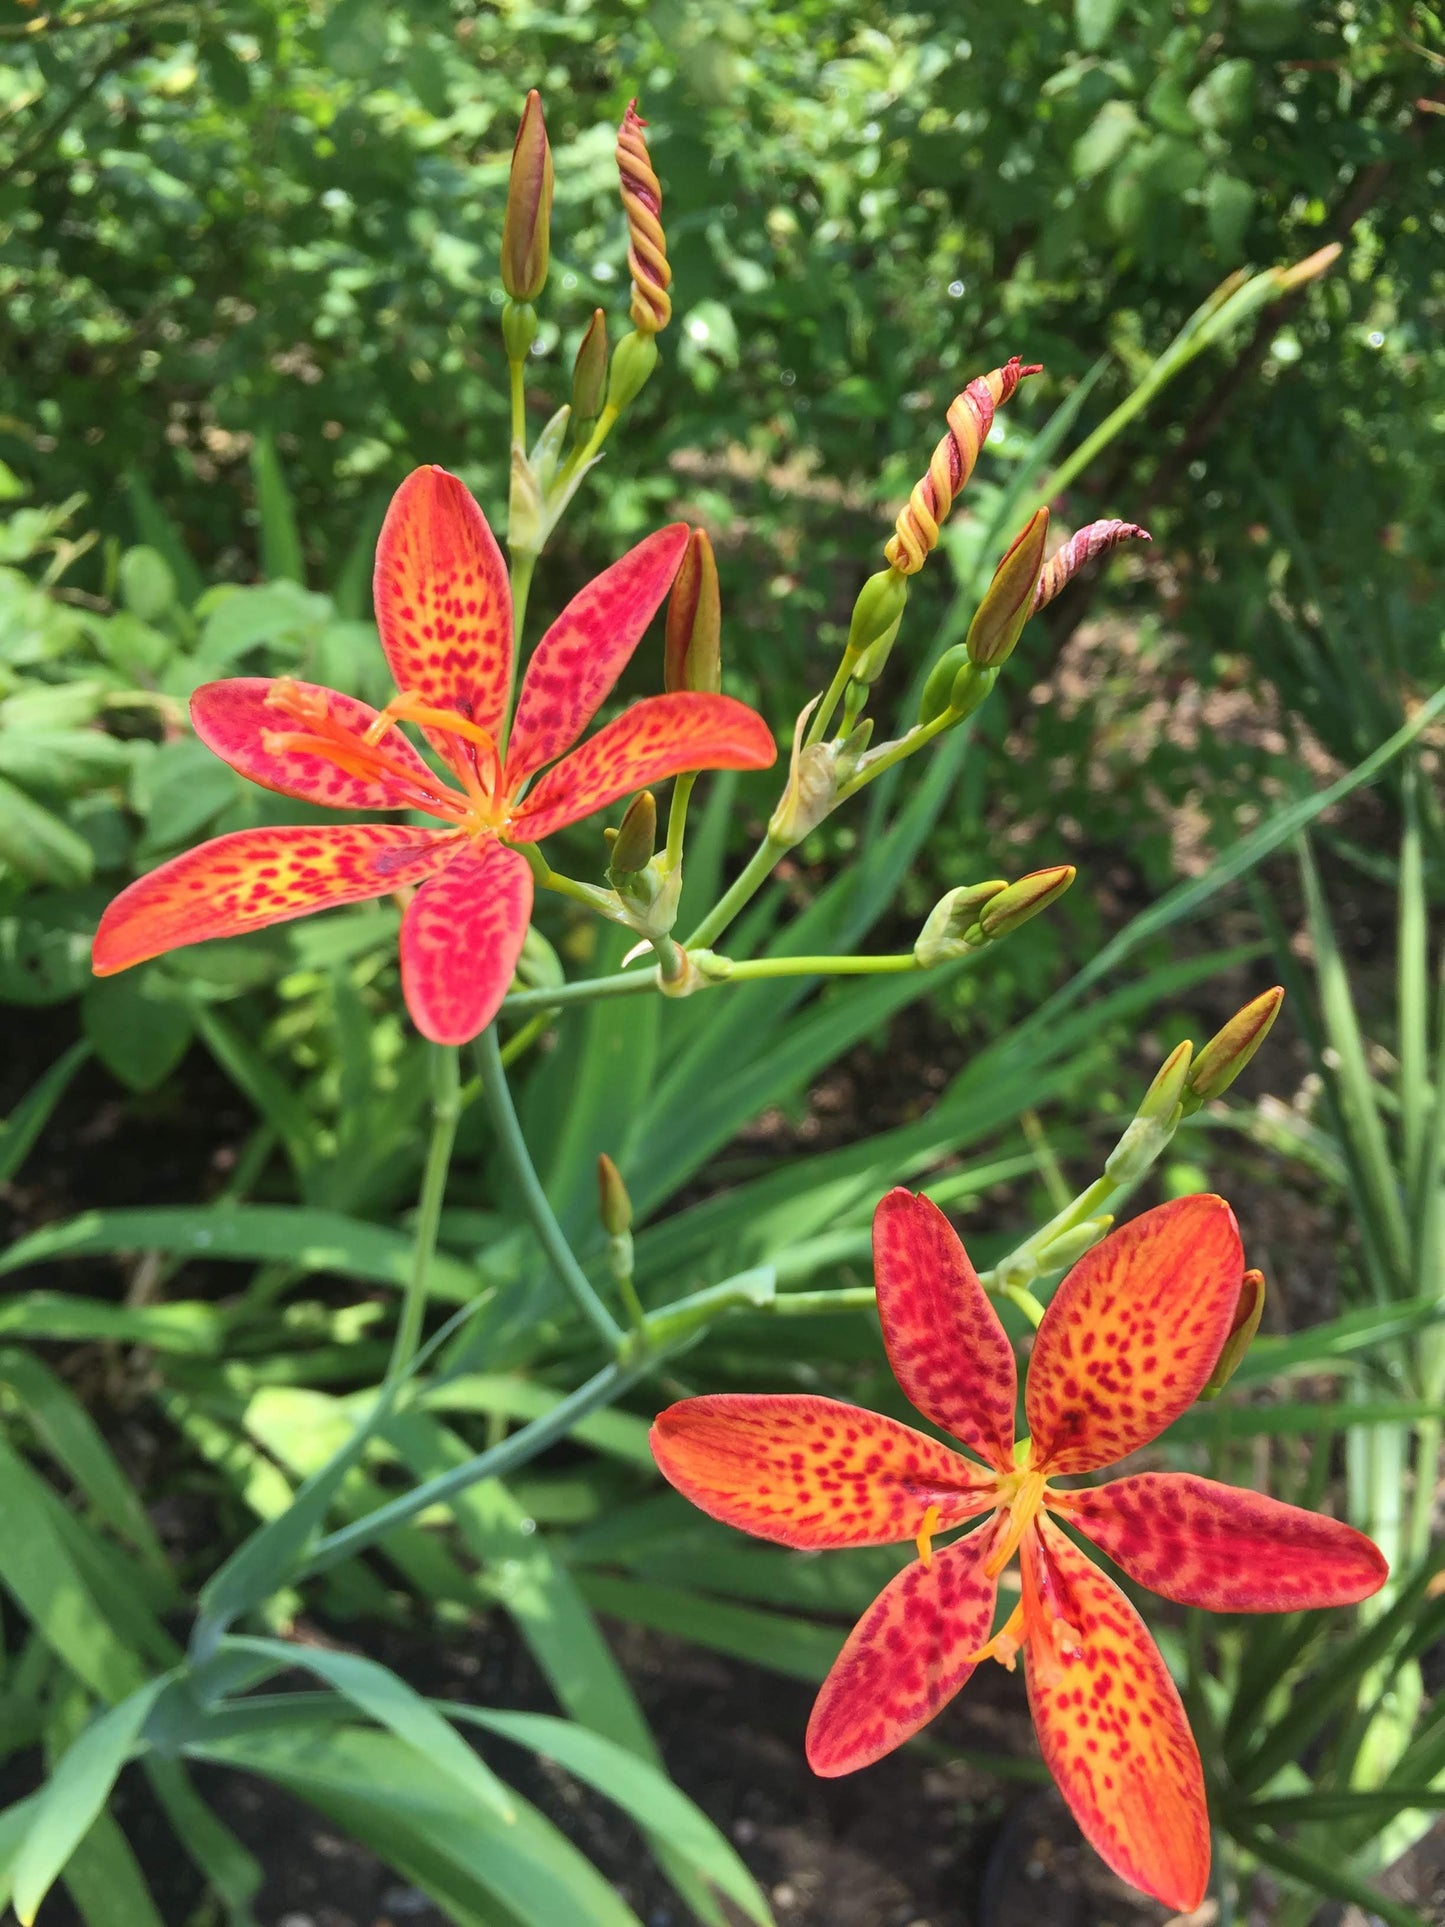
[[984, 1466, 1049, 1579], [915, 1503, 943, 1569]]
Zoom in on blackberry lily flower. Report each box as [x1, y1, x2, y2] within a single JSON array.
[[651, 1191, 1386, 1909], [93, 468, 776, 1043]]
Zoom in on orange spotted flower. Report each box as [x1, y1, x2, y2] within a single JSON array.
[[651, 1190, 1386, 1909], [93, 468, 776, 1043]]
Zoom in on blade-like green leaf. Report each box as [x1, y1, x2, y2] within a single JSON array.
[[0, 1040, 88, 1184]]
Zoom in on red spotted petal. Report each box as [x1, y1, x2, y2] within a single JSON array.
[[373, 466, 512, 777], [191, 678, 460, 817], [1026, 1196, 1244, 1475], [92, 825, 460, 975], [1024, 1518, 1209, 1911], [872, 1189, 1017, 1473], [1053, 1473, 1388, 1613], [503, 523, 689, 786], [508, 693, 776, 843], [399, 838, 534, 1045], [650, 1393, 998, 1551], [805, 1518, 1003, 1775]]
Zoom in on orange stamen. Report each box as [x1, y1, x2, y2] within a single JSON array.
[[260, 728, 469, 824], [967, 1600, 1026, 1671], [984, 1468, 1047, 1579], [914, 1503, 942, 1569]]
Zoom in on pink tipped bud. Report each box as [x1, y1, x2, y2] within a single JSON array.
[[1032, 520, 1151, 614], [1274, 242, 1341, 292], [502, 89, 553, 304], [664, 529, 721, 694], [966, 506, 1050, 668], [597, 1153, 633, 1237], [1186, 986, 1285, 1105], [884, 358, 1042, 576], [913, 881, 1008, 966], [1200, 1269, 1266, 1399], [617, 101, 671, 336]]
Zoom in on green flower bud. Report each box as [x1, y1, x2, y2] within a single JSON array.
[[605, 329, 658, 413], [665, 529, 721, 694], [914, 881, 1008, 967], [597, 1153, 633, 1237], [966, 506, 1049, 668], [501, 298, 538, 366], [847, 567, 910, 683], [1199, 1269, 1265, 1400], [1185, 987, 1284, 1108], [1034, 1216, 1113, 1274], [918, 644, 970, 726], [975, 864, 1075, 942], [607, 791, 657, 877], [571, 309, 609, 441], [1136, 1039, 1194, 1125], [501, 89, 553, 303]]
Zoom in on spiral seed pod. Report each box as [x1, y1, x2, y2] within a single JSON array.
[[617, 100, 672, 336], [1032, 519, 1151, 614], [883, 357, 1042, 576]]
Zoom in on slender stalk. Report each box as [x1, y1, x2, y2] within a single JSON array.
[[664, 771, 696, 871], [503, 969, 657, 1015], [982, 1174, 1115, 1294], [834, 707, 956, 802], [386, 1045, 461, 1383], [768, 1286, 877, 1316], [474, 1025, 624, 1354], [711, 951, 920, 983], [499, 1009, 553, 1068], [302, 1357, 645, 1577], [683, 832, 790, 951], [508, 360, 527, 450], [806, 652, 857, 747]]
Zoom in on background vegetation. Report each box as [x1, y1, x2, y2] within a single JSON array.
[[0, 2, 1442, 1923]]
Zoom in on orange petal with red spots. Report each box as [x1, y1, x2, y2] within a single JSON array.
[[508, 692, 776, 843], [1024, 1517, 1209, 1912], [805, 1517, 1003, 1776], [191, 678, 459, 817], [399, 838, 534, 1045], [92, 825, 460, 976], [1053, 1472, 1388, 1613], [650, 1393, 997, 1551], [872, 1189, 1017, 1473], [1025, 1195, 1244, 1474], [373, 466, 512, 778], [503, 523, 689, 786]]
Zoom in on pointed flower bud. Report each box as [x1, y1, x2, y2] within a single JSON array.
[[571, 309, 608, 441], [1137, 1038, 1194, 1124], [597, 1153, 633, 1238], [1034, 1216, 1113, 1275], [607, 791, 657, 876], [884, 357, 1042, 576], [1200, 1269, 1265, 1400], [502, 89, 553, 304], [966, 507, 1049, 668], [617, 100, 671, 336], [914, 880, 1008, 966], [1032, 520, 1151, 615], [665, 530, 721, 694], [975, 865, 1075, 943], [846, 567, 910, 683], [1185, 986, 1284, 1106]]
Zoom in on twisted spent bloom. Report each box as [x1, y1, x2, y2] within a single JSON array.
[[1033, 519, 1152, 614], [651, 1190, 1386, 1910], [617, 100, 671, 336], [884, 357, 1043, 575], [93, 468, 775, 1044]]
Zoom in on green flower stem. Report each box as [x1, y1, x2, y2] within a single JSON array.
[[981, 1173, 1115, 1295], [503, 969, 658, 1015], [767, 1285, 878, 1316], [499, 1009, 553, 1068], [474, 1025, 625, 1356], [664, 771, 696, 871], [508, 357, 527, 450], [805, 651, 859, 748], [302, 1355, 648, 1578], [683, 832, 791, 951], [834, 705, 957, 803], [528, 858, 617, 916], [386, 1044, 461, 1384], [1000, 1282, 1047, 1328], [708, 950, 919, 983]]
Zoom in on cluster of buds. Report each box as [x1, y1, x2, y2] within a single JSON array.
[[913, 867, 1076, 967]]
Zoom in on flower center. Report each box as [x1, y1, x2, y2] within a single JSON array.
[[983, 1466, 1048, 1579], [261, 680, 507, 831]]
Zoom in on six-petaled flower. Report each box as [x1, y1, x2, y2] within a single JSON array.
[[92, 467, 776, 1043], [651, 1189, 1386, 1909]]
